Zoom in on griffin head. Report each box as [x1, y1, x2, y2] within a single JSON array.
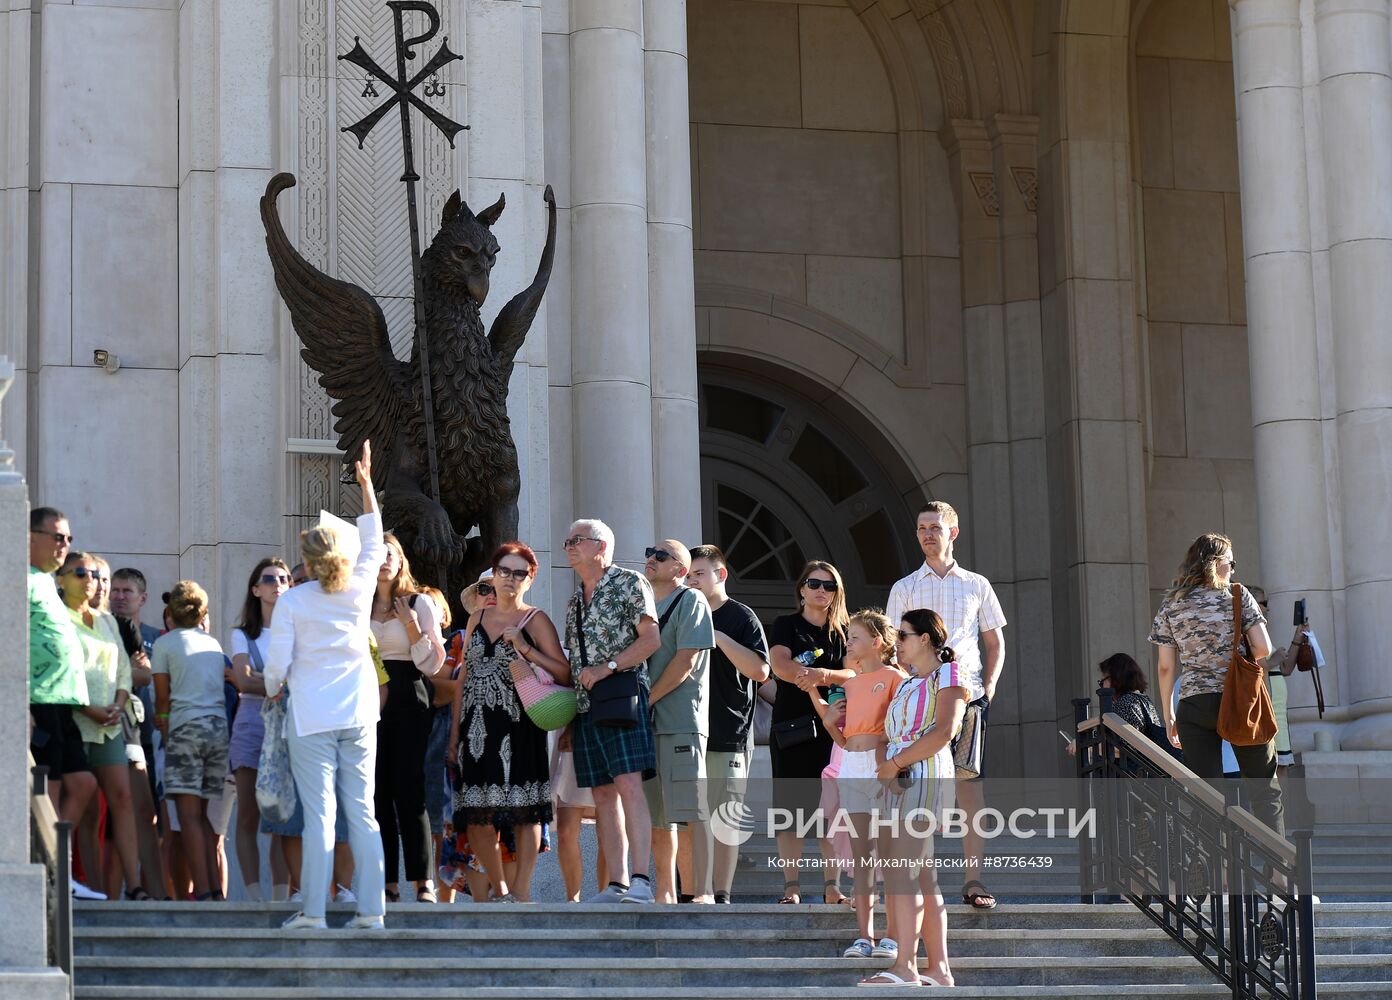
[[423, 191, 505, 306]]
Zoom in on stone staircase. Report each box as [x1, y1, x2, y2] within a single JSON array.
[[72, 898, 1392, 998]]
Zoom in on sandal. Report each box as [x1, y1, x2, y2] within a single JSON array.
[[123, 886, 152, 902], [858, 970, 919, 988], [961, 880, 997, 909], [417, 886, 437, 904], [193, 891, 216, 902], [385, 888, 401, 903], [824, 880, 854, 906], [777, 881, 801, 905]]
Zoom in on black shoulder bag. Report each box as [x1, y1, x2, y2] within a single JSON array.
[[582, 593, 650, 731]]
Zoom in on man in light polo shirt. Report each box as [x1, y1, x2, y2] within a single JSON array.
[[643, 538, 715, 904], [886, 500, 1006, 910]]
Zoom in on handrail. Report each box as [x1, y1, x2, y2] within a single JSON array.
[[28, 753, 74, 998], [1073, 697, 1317, 1000]]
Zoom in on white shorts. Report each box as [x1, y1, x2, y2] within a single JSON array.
[[166, 774, 236, 837], [836, 749, 885, 815]]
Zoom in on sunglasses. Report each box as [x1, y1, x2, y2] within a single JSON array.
[[476, 582, 495, 597], [803, 578, 838, 592], [493, 566, 530, 582], [64, 567, 107, 582], [896, 630, 918, 641], [32, 528, 73, 545], [260, 573, 291, 586], [563, 535, 598, 549], [645, 547, 673, 562]]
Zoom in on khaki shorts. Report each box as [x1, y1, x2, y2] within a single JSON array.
[[643, 733, 708, 830], [705, 748, 752, 819]]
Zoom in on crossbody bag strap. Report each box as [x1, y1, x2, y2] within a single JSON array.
[[576, 595, 591, 668], [245, 629, 266, 673], [657, 587, 693, 632], [1230, 584, 1244, 667]]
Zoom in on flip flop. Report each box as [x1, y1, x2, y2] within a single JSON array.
[[778, 881, 801, 905], [858, 971, 920, 988], [824, 880, 854, 907], [961, 879, 997, 909]]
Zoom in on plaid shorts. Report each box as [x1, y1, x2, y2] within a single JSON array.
[[573, 699, 657, 789], [164, 715, 229, 799]]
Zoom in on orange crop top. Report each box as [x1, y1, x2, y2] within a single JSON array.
[[841, 668, 905, 739]]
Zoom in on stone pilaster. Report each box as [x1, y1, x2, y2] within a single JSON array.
[[1313, 0, 1392, 749], [567, 0, 655, 565], [1229, 0, 1340, 722], [643, 0, 701, 546]]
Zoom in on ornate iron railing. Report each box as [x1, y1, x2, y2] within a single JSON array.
[[1073, 703, 1317, 1000], [29, 757, 74, 998]]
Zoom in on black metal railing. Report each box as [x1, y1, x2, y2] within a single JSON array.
[[29, 758, 74, 998], [1073, 699, 1317, 1000]]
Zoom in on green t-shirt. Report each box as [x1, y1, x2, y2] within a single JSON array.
[[648, 586, 715, 736], [28, 567, 89, 706]]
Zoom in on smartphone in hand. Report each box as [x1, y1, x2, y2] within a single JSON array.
[[1294, 598, 1307, 627]]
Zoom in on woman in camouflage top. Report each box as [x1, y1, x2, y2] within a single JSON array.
[[1149, 533, 1282, 834]]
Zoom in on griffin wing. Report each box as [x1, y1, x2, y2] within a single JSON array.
[[261, 173, 413, 473]]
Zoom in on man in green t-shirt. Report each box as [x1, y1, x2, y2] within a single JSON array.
[[643, 538, 715, 904], [28, 506, 96, 830]]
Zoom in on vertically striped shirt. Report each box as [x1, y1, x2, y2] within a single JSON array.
[[884, 662, 964, 817], [886, 561, 1006, 701]]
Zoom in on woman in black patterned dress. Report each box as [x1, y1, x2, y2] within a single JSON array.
[[447, 542, 570, 901]]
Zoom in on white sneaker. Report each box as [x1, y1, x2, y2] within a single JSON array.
[[281, 911, 327, 930], [620, 878, 655, 904], [583, 884, 628, 904], [71, 881, 107, 901], [343, 913, 384, 930], [289, 890, 303, 903], [335, 885, 357, 905]]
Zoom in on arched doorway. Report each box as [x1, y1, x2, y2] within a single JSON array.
[[698, 364, 921, 625]]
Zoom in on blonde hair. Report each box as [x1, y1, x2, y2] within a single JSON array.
[[419, 585, 452, 630], [849, 607, 896, 665], [300, 525, 351, 593], [168, 580, 209, 629], [381, 532, 424, 602], [1167, 533, 1233, 600]]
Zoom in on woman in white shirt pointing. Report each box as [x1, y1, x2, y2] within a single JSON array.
[[264, 441, 388, 930]]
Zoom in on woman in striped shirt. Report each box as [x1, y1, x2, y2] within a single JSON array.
[[859, 608, 967, 989]]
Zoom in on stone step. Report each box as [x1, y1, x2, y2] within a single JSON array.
[[72, 925, 1204, 961], [69, 986, 1392, 1000], [72, 899, 1392, 930], [72, 953, 1392, 989], [74, 922, 1392, 960], [0, 969, 72, 1000]]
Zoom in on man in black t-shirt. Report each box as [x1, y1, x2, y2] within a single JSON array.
[[686, 545, 770, 903]]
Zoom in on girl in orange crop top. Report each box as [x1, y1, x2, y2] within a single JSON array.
[[811, 609, 905, 957]]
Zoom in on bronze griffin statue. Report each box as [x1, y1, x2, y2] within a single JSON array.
[[261, 172, 557, 606]]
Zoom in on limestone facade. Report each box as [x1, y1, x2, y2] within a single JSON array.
[[2, 0, 1389, 773]]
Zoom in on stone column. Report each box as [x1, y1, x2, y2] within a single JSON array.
[[1229, 0, 1338, 706], [643, 0, 701, 544], [568, 0, 655, 564], [0, 359, 53, 976], [1314, 0, 1392, 749]]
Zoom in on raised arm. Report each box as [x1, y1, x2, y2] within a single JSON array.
[[352, 440, 386, 583]]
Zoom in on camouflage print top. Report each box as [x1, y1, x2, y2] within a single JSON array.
[[1149, 584, 1265, 701], [564, 564, 658, 714]]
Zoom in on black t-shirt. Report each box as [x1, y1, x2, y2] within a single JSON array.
[[707, 600, 769, 753], [768, 613, 846, 724]]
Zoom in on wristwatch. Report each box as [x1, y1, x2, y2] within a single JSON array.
[[606, 659, 619, 672]]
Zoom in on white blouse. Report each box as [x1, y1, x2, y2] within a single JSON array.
[[370, 594, 445, 672], [263, 512, 386, 737]]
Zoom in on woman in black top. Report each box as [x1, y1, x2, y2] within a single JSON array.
[[768, 561, 855, 904]]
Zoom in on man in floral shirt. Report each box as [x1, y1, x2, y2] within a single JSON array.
[[562, 518, 660, 903]]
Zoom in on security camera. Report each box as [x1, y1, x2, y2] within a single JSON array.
[[93, 349, 120, 374]]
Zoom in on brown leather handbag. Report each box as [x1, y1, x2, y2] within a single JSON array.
[[1217, 584, 1278, 746]]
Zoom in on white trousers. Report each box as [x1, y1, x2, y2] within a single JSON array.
[[286, 723, 385, 918]]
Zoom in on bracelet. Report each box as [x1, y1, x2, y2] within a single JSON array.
[[157, 712, 170, 719], [895, 757, 908, 772]]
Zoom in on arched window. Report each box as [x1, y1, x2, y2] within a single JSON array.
[[699, 367, 920, 624]]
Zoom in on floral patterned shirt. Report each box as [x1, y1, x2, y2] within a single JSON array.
[[564, 565, 657, 713], [1149, 584, 1265, 701]]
